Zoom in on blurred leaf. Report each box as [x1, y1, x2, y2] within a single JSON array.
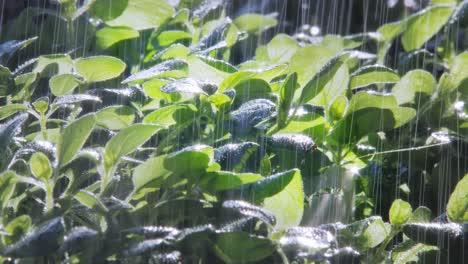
[[234, 13, 277, 34], [278, 73, 298, 128], [2, 215, 31, 246], [213, 232, 276, 263], [0, 171, 18, 210], [199, 171, 262, 193], [0, 65, 15, 97], [0, 104, 28, 121], [392, 240, 438, 264], [447, 173, 468, 222], [90, 0, 175, 30], [49, 74, 82, 96]]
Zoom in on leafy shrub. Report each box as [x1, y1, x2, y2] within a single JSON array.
[[0, 0, 467, 263]]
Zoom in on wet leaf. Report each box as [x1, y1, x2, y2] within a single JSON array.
[[160, 78, 206, 96], [229, 99, 276, 133], [2, 215, 31, 246], [0, 171, 18, 210], [0, 65, 15, 97], [0, 37, 37, 64], [0, 104, 28, 121], [267, 133, 315, 153], [49, 73, 82, 96], [0, 114, 28, 158], [213, 232, 276, 263], [234, 13, 277, 34], [53, 94, 102, 105], [200, 171, 262, 192], [350, 64, 400, 89], [392, 70, 436, 105], [122, 59, 188, 83], [403, 222, 464, 246], [280, 227, 336, 253], [60, 227, 99, 255], [91, 0, 175, 31], [156, 30, 191, 46], [221, 200, 276, 226], [75, 56, 126, 83], [75, 190, 109, 214], [214, 142, 259, 171], [392, 240, 438, 264], [3, 217, 65, 258], [96, 26, 139, 49], [402, 5, 454, 51], [143, 104, 197, 127], [96, 106, 135, 130], [278, 73, 298, 128], [389, 199, 413, 225], [104, 124, 163, 172], [447, 173, 468, 222], [57, 114, 96, 167], [164, 145, 214, 177], [132, 154, 171, 193], [30, 152, 53, 181], [266, 34, 299, 63]]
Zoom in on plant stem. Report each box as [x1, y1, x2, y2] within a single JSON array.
[[45, 182, 54, 212], [40, 113, 48, 140]]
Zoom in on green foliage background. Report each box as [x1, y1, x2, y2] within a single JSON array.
[[0, 0, 467, 263]]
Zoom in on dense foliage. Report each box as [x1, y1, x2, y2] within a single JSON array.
[[0, 0, 467, 263]]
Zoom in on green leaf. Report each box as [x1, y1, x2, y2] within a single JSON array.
[[0, 171, 18, 210], [218, 64, 287, 92], [123, 59, 188, 83], [75, 56, 126, 83], [96, 106, 135, 130], [278, 73, 298, 128], [143, 104, 197, 127], [0, 65, 15, 97], [299, 52, 350, 104], [32, 97, 49, 114], [0, 37, 37, 65], [389, 199, 413, 225], [2, 215, 31, 246], [33, 54, 74, 77], [96, 26, 139, 49], [188, 55, 230, 85], [132, 154, 171, 194], [446, 173, 468, 222], [392, 240, 438, 264], [156, 30, 191, 46], [0, 114, 28, 166], [75, 190, 108, 214], [104, 124, 163, 172], [408, 206, 432, 223], [213, 232, 276, 263], [0, 104, 28, 121], [328, 95, 348, 121], [49, 74, 82, 96], [91, 0, 175, 31], [392, 70, 436, 105], [163, 145, 214, 178], [263, 169, 304, 228], [233, 78, 272, 103], [57, 114, 96, 167], [30, 152, 53, 181], [402, 5, 454, 51], [450, 51, 468, 87], [266, 34, 299, 63], [196, 55, 238, 73], [3, 217, 64, 258], [288, 46, 334, 86], [350, 64, 400, 89], [234, 13, 277, 34], [199, 171, 262, 193], [340, 217, 389, 250]]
